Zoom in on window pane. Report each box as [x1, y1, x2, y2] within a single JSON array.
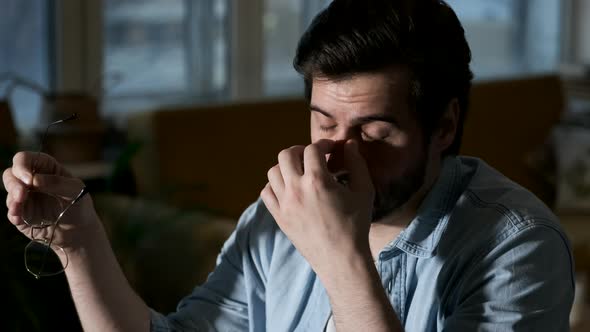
[[446, 0, 561, 78], [0, 0, 49, 131], [104, 0, 187, 97], [263, 0, 304, 96], [103, 0, 229, 109], [262, 0, 329, 97]]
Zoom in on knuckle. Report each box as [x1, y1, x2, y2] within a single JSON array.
[[2, 167, 11, 182], [267, 165, 279, 179], [2, 170, 16, 191], [287, 145, 305, 153], [304, 144, 317, 154], [12, 152, 23, 165], [12, 151, 31, 166], [260, 184, 271, 198], [278, 148, 293, 162]]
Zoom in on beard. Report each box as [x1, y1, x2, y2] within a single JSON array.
[[370, 151, 428, 222]]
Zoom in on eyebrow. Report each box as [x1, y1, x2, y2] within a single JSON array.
[[310, 104, 399, 126]]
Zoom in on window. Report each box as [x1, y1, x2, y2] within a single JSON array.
[[103, 0, 229, 113], [104, 0, 189, 96], [101, 0, 331, 113], [0, 0, 50, 131], [446, 0, 562, 79], [262, 0, 330, 96]]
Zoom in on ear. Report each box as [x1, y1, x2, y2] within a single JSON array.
[[432, 98, 460, 154]]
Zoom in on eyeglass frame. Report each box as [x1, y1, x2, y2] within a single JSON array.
[[22, 113, 89, 279]]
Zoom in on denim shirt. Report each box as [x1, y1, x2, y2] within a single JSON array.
[[150, 156, 575, 331]]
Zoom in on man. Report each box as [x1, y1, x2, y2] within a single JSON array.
[[3, 0, 574, 331]]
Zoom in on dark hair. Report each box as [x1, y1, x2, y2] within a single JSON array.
[[294, 0, 473, 156]]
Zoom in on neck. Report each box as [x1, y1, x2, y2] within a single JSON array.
[[368, 156, 444, 259]]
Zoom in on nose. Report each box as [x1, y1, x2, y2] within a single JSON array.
[[332, 126, 360, 143], [326, 139, 347, 175], [323, 127, 364, 175]]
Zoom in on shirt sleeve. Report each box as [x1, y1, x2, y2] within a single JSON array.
[[442, 222, 575, 332], [149, 200, 269, 332]]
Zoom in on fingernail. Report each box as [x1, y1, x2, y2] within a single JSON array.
[[20, 174, 31, 186]]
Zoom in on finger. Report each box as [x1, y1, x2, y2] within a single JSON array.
[[267, 165, 285, 200], [32, 174, 85, 199], [303, 139, 336, 178], [12, 152, 70, 183], [3, 169, 28, 203], [7, 201, 24, 220], [6, 195, 25, 223], [6, 194, 17, 215], [7, 213, 25, 227], [2, 167, 14, 190], [343, 139, 373, 191], [278, 146, 305, 182], [8, 153, 32, 185], [260, 182, 280, 217]]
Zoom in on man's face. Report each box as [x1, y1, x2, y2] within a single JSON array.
[[310, 69, 430, 221]]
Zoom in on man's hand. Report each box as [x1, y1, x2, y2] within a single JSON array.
[[262, 139, 402, 331], [4, 152, 99, 252], [4, 152, 151, 332], [261, 139, 375, 277]]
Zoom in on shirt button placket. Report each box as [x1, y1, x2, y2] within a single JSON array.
[[381, 252, 404, 322]]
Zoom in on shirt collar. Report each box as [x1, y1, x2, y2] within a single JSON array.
[[382, 156, 463, 259]]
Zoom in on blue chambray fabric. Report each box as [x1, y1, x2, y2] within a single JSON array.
[[150, 156, 574, 332]]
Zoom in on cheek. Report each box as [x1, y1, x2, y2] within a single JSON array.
[[361, 142, 413, 183]]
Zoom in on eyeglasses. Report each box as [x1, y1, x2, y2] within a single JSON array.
[[22, 114, 89, 279]]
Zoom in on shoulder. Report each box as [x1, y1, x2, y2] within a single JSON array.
[[437, 158, 574, 325], [451, 156, 563, 233], [231, 198, 283, 248], [441, 156, 572, 272]]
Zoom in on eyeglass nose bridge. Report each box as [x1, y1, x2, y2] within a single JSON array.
[[28, 221, 58, 240], [31, 220, 55, 228], [23, 214, 60, 230]]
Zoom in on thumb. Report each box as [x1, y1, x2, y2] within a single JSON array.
[[343, 139, 372, 191]]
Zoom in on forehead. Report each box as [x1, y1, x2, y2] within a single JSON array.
[[310, 69, 412, 117]]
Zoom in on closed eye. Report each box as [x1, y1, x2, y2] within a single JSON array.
[[320, 125, 337, 132], [361, 132, 379, 141], [360, 122, 393, 141]]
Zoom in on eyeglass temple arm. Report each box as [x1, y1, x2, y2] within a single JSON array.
[[56, 187, 89, 223], [32, 113, 79, 176]]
